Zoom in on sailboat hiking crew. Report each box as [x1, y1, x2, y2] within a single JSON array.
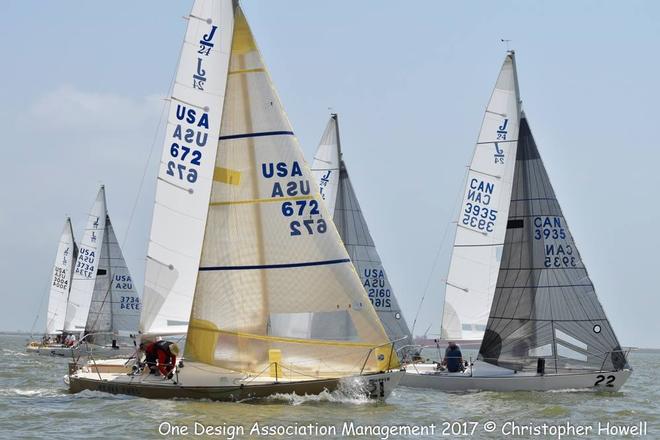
[[67, 0, 402, 401], [140, 341, 179, 378]]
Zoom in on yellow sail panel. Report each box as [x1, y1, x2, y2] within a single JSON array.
[[184, 5, 393, 377], [186, 319, 219, 365], [213, 167, 242, 185], [187, 323, 398, 376]]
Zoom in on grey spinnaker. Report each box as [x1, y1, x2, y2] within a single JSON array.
[[478, 115, 629, 373]]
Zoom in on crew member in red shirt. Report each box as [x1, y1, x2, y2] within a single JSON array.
[[140, 340, 179, 378]]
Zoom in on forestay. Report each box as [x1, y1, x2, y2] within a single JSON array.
[[313, 115, 412, 351], [185, 6, 396, 377], [45, 218, 78, 335], [140, 0, 233, 336], [85, 217, 141, 345], [64, 186, 107, 333], [478, 115, 629, 373], [442, 52, 521, 341]]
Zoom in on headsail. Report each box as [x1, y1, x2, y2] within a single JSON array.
[[441, 52, 521, 341], [45, 218, 78, 335], [84, 217, 141, 344], [185, 5, 396, 376], [311, 116, 341, 216], [313, 115, 412, 351], [140, 0, 233, 336], [478, 115, 629, 373], [64, 186, 107, 333]]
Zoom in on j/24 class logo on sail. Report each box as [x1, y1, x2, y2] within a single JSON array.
[[494, 118, 508, 164], [261, 161, 327, 236], [193, 24, 218, 90]]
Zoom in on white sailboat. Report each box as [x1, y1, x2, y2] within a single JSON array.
[[37, 186, 142, 357], [26, 217, 78, 355], [68, 0, 402, 401], [402, 51, 632, 392], [311, 114, 413, 354]]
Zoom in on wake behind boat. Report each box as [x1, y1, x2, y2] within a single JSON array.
[[69, 0, 403, 401], [401, 51, 632, 392]]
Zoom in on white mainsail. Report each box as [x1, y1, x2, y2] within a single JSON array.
[[64, 186, 107, 333], [441, 51, 521, 341], [84, 217, 141, 344], [140, 0, 233, 336], [184, 4, 396, 376], [312, 115, 412, 351], [45, 217, 77, 335]]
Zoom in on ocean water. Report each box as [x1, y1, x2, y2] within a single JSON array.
[[0, 334, 656, 439]]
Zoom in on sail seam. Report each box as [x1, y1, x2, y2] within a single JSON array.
[[199, 258, 351, 271], [210, 194, 314, 207], [218, 130, 294, 140]]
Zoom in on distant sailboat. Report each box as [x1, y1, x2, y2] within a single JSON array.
[[402, 51, 632, 391], [311, 114, 412, 354], [26, 217, 78, 354], [31, 186, 141, 357], [68, 0, 402, 401]]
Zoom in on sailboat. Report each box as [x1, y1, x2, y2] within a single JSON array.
[[26, 217, 78, 355], [33, 186, 142, 357], [68, 0, 402, 401], [311, 114, 412, 354], [401, 51, 632, 392]]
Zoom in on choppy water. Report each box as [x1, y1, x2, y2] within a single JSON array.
[[0, 335, 656, 439]]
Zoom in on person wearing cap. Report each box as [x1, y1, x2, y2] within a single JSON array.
[[140, 340, 179, 378]]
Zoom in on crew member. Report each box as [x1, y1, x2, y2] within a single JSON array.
[[442, 341, 464, 373], [140, 340, 179, 378]]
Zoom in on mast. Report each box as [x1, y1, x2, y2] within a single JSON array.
[[332, 113, 342, 161]]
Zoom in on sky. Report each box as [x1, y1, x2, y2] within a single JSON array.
[[1, 1, 658, 349]]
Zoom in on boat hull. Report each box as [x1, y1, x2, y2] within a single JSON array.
[[68, 368, 403, 401], [401, 366, 631, 392], [26, 344, 135, 358]]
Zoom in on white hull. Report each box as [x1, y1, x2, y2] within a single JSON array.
[[26, 343, 136, 358], [401, 362, 631, 392], [68, 360, 403, 401]]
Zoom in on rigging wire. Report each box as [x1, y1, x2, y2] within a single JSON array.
[[410, 166, 468, 338]]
